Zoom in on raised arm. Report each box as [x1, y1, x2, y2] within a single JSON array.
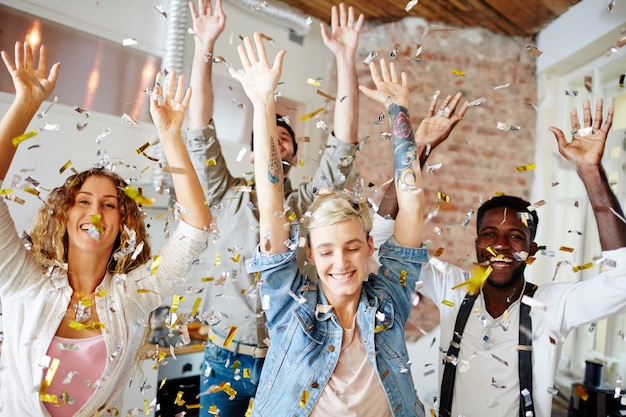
[[149, 71, 212, 230], [0, 42, 59, 180], [377, 91, 468, 219], [359, 59, 423, 247], [187, 0, 226, 129], [229, 33, 287, 253], [320, 3, 363, 144], [550, 98, 626, 250]]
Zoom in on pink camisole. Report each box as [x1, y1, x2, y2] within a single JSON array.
[[43, 334, 107, 416]]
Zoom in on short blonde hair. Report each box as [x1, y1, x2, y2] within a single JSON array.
[[304, 192, 373, 239]]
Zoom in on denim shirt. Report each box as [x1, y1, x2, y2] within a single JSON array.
[[245, 235, 428, 417]]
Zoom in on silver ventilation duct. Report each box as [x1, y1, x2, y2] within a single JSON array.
[[228, 0, 311, 36], [153, 0, 189, 192]]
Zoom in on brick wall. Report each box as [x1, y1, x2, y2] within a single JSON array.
[[328, 17, 538, 338]]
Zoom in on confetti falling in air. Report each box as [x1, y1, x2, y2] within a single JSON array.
[[405, 0, 419, 11]]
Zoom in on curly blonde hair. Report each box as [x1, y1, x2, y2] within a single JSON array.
[[28, 168, 151, 273]]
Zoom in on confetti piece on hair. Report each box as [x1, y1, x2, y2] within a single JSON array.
[[516, 163, 536, 172], [451, 69, 465, 76], [497, 122, 521, 131], [299, 107, 325, 121], [405, 0, 419, 11], [121, 113, 139, 127], [363, 50, 377, 66], [316, 89, 336, 101], [59, 160, 72, 174], [12, 130, 37, 146], [526, 46, 542, 57]]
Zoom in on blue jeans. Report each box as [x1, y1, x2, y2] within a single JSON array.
[[199, 343, 264, 417]]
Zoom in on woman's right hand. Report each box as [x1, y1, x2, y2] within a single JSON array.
[[1, 42, 59, 108]]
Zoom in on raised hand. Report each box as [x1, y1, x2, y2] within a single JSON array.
[[149, 70, 191, 135], [550, 98, 613, 166], [189, 0, 226, 51], [229, 33, 286, 104], [320, 3, 364, 61], [415, 92, 468, 153], [1, 42, 59, 108], [359, 59, 409, 109]]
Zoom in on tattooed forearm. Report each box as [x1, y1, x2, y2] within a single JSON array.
[[388, 103, 418, 189], [266, 136, 282, 185]]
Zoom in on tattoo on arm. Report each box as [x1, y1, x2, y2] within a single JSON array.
[[266, 137, 281, 185], [389, 104, 418, 189]]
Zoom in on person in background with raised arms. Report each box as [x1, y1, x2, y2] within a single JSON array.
[[185, 1, 364, 414], [373, 97, 626, 416], [234, 29, 428, 416], [0, 41, 211, 416]]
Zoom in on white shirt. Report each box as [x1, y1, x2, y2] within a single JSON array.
[[371, 213, 626, 417], [0, 197, 209, 416]]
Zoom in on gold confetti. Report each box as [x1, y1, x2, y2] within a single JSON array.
[[299, 107, 325, 121], [149, 255, 162, 275], [526, 46, 543, 57], [441, 299, 455, 307], [437, 192, 450, 202], [451, 265, 492, 295], [175, 391, 186, 406], [243, 368, 251, 378], [574, 384, 589, 401], [206, 158, 217, 167], [516, 163, 536, 172], [572, 262, 593, 272], [224, 326, 238, 347], [399, 270, 407, 287], [215, 253, 221, 266], [245, 399, 254, 417], [124, 185, 155, 206], [59, 160, 73, 174], [136, 142, 150, 154], [159, 377, 168, 389], [170, 295, 185, 313], [559, 246, 575, 253], [433, 247, 445, 257], [300, 390, 309, 408], [307, 77, 323, 87], [69, 320, 105, 330], [191, 297, 202, 316], [451, 69, 465, 76], [374, 325, 389, 333], [230, 253, 241, 263], [12, 130, 37, 146], [0, 189, 12, 195], [90, 214, 104, 233], [202, 276, 215, 282], [316, 89, 336, 101]]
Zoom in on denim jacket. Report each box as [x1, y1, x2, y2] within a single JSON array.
[[245, 235, 428, 417]]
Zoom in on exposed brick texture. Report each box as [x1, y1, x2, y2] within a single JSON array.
[[327, 18, 538, 339]]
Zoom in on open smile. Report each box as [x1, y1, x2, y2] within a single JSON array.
[[329, 271, 355, 282]]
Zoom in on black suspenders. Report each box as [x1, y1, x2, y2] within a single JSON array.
[[438, 283, 539, 417]]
